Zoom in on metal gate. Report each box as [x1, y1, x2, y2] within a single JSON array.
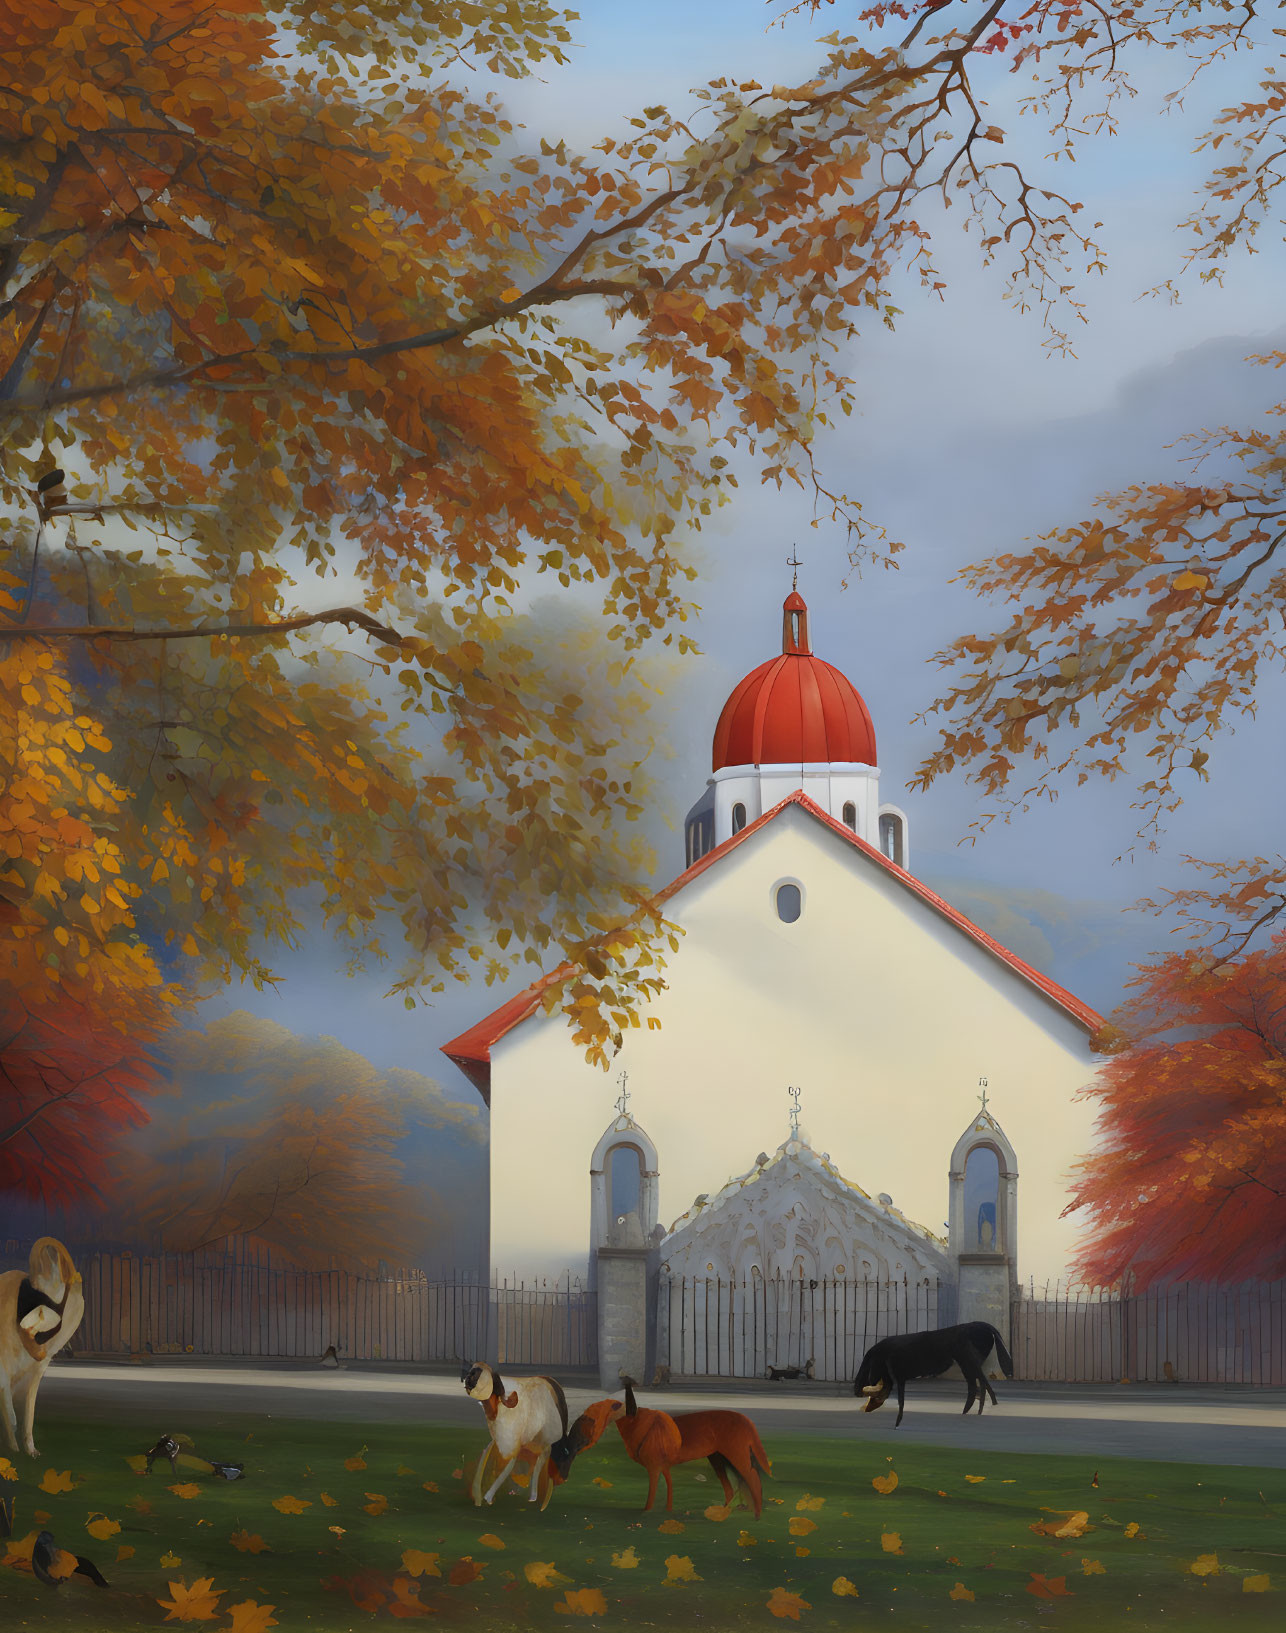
[[657, 1274, 941, 1381]]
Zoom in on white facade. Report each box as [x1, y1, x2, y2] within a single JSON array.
[[473, 798, 1100, 1286]]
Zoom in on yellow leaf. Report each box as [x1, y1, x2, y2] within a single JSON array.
[[1082, 1559, 1106, 1575], [949, 1582, 975, 1601], [229, 1531, 270, 1555], [737, 1530, 757, 1547], [881, 1532, 903, 1554], [116, 1545, 136, 1562], [1124, 1521, 1145, 1539], [168, 1483, 202, 1500], [478, 1533, 505, 1550], [1027, 1574, 1074, 1599], [271, 1495, 312, 1515], [86, 1513, 121, 1541], [320, 1491, 338, 1507], [161, 1553, 182, 1568], [591, 1476, 613, 1488], [767, 1586, 811, 1619], [554, 1587, 608, 1616], [389, 1577, 433, 1617], [788, 1516, 816, 1536], [421, 1482, 439, 1494], [704, 1504, 731, 1522], [524, 1560, 571, 1587], [157, 1576, 224, 1621], [363, 1492, 388, 1516], [1188, 1553, 1222, 1576], [658, 1518, 685, 1533], [872, 1471, 899, 1495], [396, 1465, 415, 1477], [795, 1545, 810, 1557], [344, 1449, 368, 1471], [611, 1547, 640, 1569], [832, 1577, 859, 1597], [795, 1493, 825, 1510], [663, 1554, 701, 1584], [124, 1454, 148, 1473], [1173, 570, 1209, 592], [39, 1469, 75, 1494], [1243, 1575, 1271, 1593], [0, 1458, 18, 1481], [226, 1602, 278, 1633], [401, 1549, 441, 1578], [964, 1475, 985, 1484]]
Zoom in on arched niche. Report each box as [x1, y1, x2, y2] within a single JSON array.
[[947, 1108, 1018, 1266], [590, 1114, 659, 1255]]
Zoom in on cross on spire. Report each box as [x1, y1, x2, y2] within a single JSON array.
[[615, 1070, 631, 1120], [786, 546, 802, 592], [788, 1084, 802, 1139], [978, 1075, 989, 1114]]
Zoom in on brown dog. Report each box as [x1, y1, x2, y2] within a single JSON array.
[[1, 1239, 84, 1457]]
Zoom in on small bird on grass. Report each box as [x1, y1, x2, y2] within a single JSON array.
[[31, 1531, 109, 1589]]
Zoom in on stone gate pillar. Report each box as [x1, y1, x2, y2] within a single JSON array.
[[589, 1110, 660, 1389], [948, 1101, 1018, 1349]]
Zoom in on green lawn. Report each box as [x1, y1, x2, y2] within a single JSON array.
[[2, 1406, 1283, 1631]]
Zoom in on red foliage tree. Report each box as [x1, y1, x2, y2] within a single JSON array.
[[1068, 937, 1286, 1287]]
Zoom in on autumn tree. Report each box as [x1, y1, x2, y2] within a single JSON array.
[[110, 1011, 486, 1270], [1067, 936, 1286, 1287], [5, 0, 1133, 1190]]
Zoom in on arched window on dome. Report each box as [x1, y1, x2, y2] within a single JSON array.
[[732, 802, 747, 834], [842, 801, 857, 831], [879, 812, 905, 868]]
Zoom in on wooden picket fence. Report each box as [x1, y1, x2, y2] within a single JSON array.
[[1012, 1280, 1286, 1384], [4, 1239, 594, 1368]]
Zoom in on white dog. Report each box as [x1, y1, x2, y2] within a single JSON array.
[[1, 1238, 84, 1457]]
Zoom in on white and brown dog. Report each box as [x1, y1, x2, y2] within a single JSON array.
[[1, 1238, 84, 1457]]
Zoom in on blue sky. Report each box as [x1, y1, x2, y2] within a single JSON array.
[[208, 2, 1286, 1096]]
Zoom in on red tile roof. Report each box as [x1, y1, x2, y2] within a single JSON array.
[[440, 790, 1103, 1101]]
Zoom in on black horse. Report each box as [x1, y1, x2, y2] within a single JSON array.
[[854, 1321, 1014, 1427]]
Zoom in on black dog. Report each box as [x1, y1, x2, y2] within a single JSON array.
[[855, 1321, 1013, 1427]]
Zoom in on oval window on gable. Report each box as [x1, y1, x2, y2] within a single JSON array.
[[775, 882, 802, 923]]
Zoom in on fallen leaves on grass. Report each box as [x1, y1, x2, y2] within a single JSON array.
[[389, 1577, 433, 1618], [39, 1469, 75, 1494], [323, 1570, 391, 1613], [1030, 1509, 1093, 1539], [1124, 1522, 1146, 1539], [949, 1583, 975, 1601], [964, 1475, 985, 1485], [657, 1518, 685, 1534], [116, 1545, 135, 1562], [401, 1550, 441, 1578], [161, 1552, 182, 1568], [704, 1504, 731, 1521], [737, 1531, 757, 1547], [591, 1477, 612, 1488], [168, 1484, 202, 1500], [157, 1577, 224, 1622], [767, 1587, 811, 1619], [421, 1482, 438, 1494], [127, 1496, 153, 1515], [832, 1577, 858, 1597], [363, 1493, 389, 1516], [788, 1517, 817, 1537], [85, 1513, 120, 1541], [663, 1554, 700, 1584], [796, 1494, 825, 1511], [871, 1472, 898, 1495], [449, 1558, 483, 1586], [396, 1465, 415, 1477], [229, 1531, 270, 1555], [271, 1496, 312, 1515], [226, 1602, 278, 1633], [320, 1492, 338, 1507], [554, 1588, 607, 1616], [478, 1533, 505, 1550], [344, 1448, 368, 1471], [1027, 1574, 1074, 1598], [1082, 1559, 1105, 1575], [881, 1532, 903, 1555], [1188, 1554, 1222, 1576], [794, 1545, 810, 1557], [525, 1561, 571, 1588], [0, 1459, 17, 1482], [1244, 1575, 1272, 1593], [612, 1547, 640, 1569]]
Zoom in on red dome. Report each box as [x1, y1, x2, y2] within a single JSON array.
[[711, 592, 877, 772]]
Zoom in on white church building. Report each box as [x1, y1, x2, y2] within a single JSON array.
[[443, 586, 1103, 1373]]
